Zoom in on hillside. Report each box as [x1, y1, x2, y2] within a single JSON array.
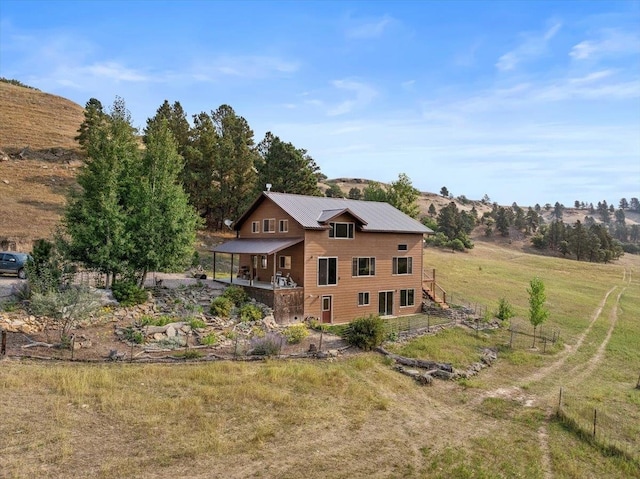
[[1, 82, 637, 250]]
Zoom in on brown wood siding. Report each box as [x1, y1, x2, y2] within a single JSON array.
[[303, 217, 424, 323], [234, 202, 425, 323], [237, 199, 306, 238]]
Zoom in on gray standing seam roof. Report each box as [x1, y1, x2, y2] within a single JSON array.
[[263, 192, 432, 234]]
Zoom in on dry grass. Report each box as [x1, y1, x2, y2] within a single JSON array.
[[0, 82, 84, 151], [2, 244, 639, 478]]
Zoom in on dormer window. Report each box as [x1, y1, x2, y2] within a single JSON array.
[[329, 222, 354, 239]]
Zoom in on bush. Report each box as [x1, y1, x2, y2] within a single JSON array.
[[210, 296, 233, 318], [187, 317, 207, 329], [250, 332, 282, 356], [283, 324, 309, 344], [112, 281, 148, 306], [139, 315, 174, 327], [239, 303, 263, 322], [123, 327, 144, 344], [343, 315, 386, 351], [495, 298, 515, 321], [30, 286, 102, 342], [222, 285, 248, 307], [200, 333, 217, 346]]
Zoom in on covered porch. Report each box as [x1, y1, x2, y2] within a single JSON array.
[[211, 238, 306, 323]]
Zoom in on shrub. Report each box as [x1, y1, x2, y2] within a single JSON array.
[[210, 296, 233, 318], [283, 324, 309, 344], [123, 327, 144, 344], [139, 315, 174, 327], [30, 286, 101, 342], [200, 333, 218, 346], [174, 350, 202, 360], [343, 315, 386, 351], [239, 303, 263, 322], [495, 298, 515, 321], [250, 332, 282, 356], [112, 281, 148, 306], [222, 285, 248, 307], [187, 317, 207, 329]]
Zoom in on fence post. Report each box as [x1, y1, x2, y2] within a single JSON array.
[[636, 371, 640, 389], [427, 315, 430, 333], [558, 387, 563, 414], [408, 317, 411, 334], [319, 327, 324, 352], [234, 335, 239, 359], [1, 329, 6, 357], [593, 409, 597, 438], [71, 334, 75, 360]]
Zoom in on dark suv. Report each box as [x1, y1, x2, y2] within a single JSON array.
[[0, 252, 31, 279]]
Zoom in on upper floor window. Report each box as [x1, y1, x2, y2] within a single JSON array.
[[263, 218, 275, 233], [398, 244, 408, 251], [329, 222, 354, 239], [251, 221, 260, 233], [400, 289, 415, 307], [352, 257, 376, 277], [318, 257, 338, 286], [392, 257, 413, 275], [279, 219, 288, 233]]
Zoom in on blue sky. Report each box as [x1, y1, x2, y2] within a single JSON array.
[[1, 1, 639, 207]]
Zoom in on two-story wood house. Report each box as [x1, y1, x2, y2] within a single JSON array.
[[212, 192, 441, 324]]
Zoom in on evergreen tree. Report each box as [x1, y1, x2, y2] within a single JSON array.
[[630, 198, 640, 213], [74, 98, 107, 148], [362, 181, 388, 202], [440, 186, 449, 197], [325, 183, 345, 198], [65, 97, 139, 286], [256, 132, 321, 197], [619, 198, 629, 210], [428, 203, 437, 217], [348, 187, 362, 200]]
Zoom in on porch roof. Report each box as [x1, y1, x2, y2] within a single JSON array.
[[211, 237, 304, 255]]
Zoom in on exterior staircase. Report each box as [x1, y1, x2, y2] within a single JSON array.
[[422, 269, 448, 309]]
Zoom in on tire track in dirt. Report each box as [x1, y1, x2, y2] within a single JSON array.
[[474, 281, 626, 479]]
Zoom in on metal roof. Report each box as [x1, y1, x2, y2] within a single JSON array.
[[262, 192, 432, 234], [211, 237, 304, 255]]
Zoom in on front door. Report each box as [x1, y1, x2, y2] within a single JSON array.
[[378, 291, 393, 316], [321, 295, 332, 323]]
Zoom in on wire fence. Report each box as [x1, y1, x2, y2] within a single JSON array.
[[557, 387, 640, 464], [383, 314, 456, 339]]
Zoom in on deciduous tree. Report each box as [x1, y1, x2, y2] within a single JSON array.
[[527, 277, 549, 347]]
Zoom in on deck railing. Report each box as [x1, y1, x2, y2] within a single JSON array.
[[422, 268, 447, 305]]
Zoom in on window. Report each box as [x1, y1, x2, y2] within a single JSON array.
[[278, 255, 291, 269], [392, 257, 413, 275], [352, 257, 376, 277], [398, 244, 408, 251], [279, 219, 288, 233], [318, 257, 338, 286], [261, 255, 267, 269], [358, 292, 370, 306], [251, 221, 260, 233], [400, 289, 415, 307], [329, 222, 354, 239], [263, 218, 275, 233]]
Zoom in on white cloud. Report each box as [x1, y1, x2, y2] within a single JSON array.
[[326, 79, 377, 116], [496, 20, 562, 71], [345, 15, 394, 39], [570, 28, 640, 60], [84, 62, 149, 82], [192, 55, 299, 81]]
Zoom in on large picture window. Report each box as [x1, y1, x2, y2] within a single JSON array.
[[318, 257, 338, 286], [352, 257, 376, 277], [400, 289, 415, 307], [329, 222, 354, 239], [392, 257, 413, 275]]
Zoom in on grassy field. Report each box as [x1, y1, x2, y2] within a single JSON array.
[[2, 242, 639, 478]]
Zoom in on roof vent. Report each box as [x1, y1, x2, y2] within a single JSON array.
[[266, 183, 272, 192]]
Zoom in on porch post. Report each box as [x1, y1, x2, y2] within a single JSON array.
[[213, 252, 216, 280], [272, 253, 277, 291], [249, 255, 254, 286], [230, 254, 234, 284]]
